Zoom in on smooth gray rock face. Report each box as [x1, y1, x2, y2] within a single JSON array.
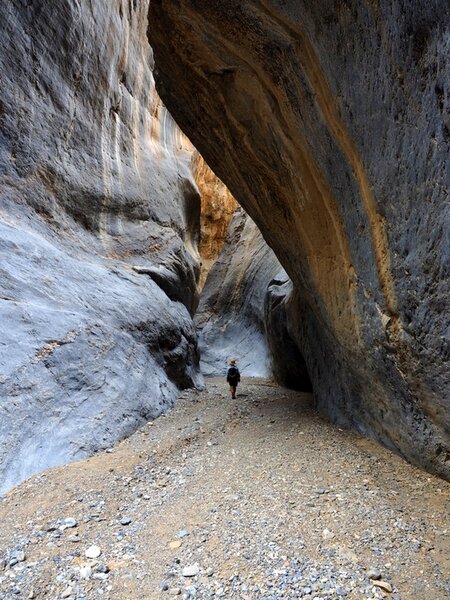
[[0, 1, 203, 493], [196, 208, 281, 377], [149, 0, 450, 478]]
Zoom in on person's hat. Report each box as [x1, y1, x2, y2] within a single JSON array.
[[229, 359, 236, 365]]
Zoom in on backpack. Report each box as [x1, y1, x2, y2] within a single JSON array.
[[227, 366, 240, 383]]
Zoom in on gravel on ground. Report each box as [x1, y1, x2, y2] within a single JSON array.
[[0, 378, 449, 600]]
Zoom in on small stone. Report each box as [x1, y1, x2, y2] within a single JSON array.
[[182, 564, 199, 577], [85, 545, 101, 559], [160, 582, 169, 591], [169, 588, 181, 595], [169, 540, 182, 549], [10, 550, 26, 564], [60, 518, 78, 530], [61, 587, 73, 598], [95, 563, 110, 574], [372, 581, 393, 593], [367, 569, 382, 580], [178, 529, 189, 538], [28, 591, 35, 599], [322, 528, 335, 540], [120, 517, 132, 526], [205, 567, 214, 577], [79, 566, 92, 579]]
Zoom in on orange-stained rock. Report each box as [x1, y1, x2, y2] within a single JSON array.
[[191, 154, 238, 288], [149, 0, 450, 479]]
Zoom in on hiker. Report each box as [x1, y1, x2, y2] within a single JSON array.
[[226, 359, 241, 399]]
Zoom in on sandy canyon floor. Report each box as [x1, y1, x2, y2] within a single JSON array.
[[0, 379, 449, 600]]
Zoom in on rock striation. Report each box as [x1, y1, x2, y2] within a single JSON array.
[[191, 154, 237, 288], [0, 0, 204, 493], [149, 0, 450, 477], [196, 208, 281, 377]]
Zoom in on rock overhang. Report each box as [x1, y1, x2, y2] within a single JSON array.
[[148, 0, 450, 479]]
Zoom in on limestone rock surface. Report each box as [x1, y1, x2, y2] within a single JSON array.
[[149, 0, 450, 477], [196, 208, 281, 377], [192, 154, 237, 288], [0, 0, 203, 493]]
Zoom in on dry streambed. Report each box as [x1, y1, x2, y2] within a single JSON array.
[[0, 379, 448, 600]]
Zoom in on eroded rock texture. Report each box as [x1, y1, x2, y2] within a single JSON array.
[[0, 0, 203, 492], [149, 0, 450, 477], [192, 154, 237, 288], [196, 208, 281, 376]]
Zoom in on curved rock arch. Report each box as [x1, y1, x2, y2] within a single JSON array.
[[148, 0, 450, 478]]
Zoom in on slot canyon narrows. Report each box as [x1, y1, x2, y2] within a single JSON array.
[[0, 1, 449, 599]]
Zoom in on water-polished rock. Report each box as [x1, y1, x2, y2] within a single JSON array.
[[196, 208, 281, 377], [148, 0, 450, 478], [0, 0, 203, 493]]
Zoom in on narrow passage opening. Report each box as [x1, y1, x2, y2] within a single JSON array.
[[192, 153, 313, 393]]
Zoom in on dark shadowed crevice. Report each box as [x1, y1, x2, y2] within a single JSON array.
[[265, 274, 313, 392]]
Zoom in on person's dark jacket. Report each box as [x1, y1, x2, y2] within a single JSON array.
[[227, 366, 240, 385]]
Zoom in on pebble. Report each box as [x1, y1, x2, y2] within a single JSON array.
[[120, 516, 132, 526], [60, 518, 78, 530], [367, 568, 382, 580], [79, 566, 92, 579], [61, 586, 73, 598], [182, 564, 200, 577], [85, 545, 101, 559], [322, 528, 335, 540], [373, 580, 393, 593], [9, 550, 26, 564]]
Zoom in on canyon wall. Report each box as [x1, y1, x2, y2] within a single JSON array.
[[192, 154, 237, 288], [196, 208, 281, 377], [0, 0, 203, 492], [149, 0, 450, 477]]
